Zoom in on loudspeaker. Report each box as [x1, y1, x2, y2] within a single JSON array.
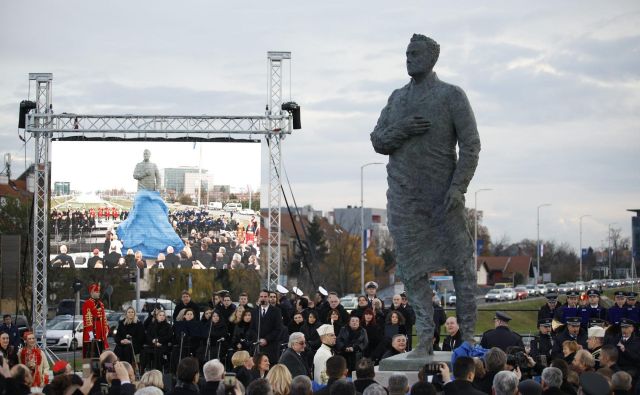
[[1, 235, 21, 299], [18, 100, 37, 129], [282, 102, 301, 130]]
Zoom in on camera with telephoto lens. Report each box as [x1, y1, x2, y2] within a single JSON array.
[[506, 348, 529, 370]]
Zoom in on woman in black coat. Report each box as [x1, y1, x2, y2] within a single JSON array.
[[350, 296, 370, 320], [361, 308, 383, 359], [288, 312, 305, 334], [143, 309, 173, 370], [198, 310, 228, 363], [301, 310, 322, 368], [336, 316, 369, 374], [232, 310, 257, 353], [114, 307, 146, 366]]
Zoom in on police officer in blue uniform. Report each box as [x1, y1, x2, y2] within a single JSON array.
[[552, 317, 587, 359], [608, 291, 627, 326], [625, 292, 640, 324], [538, 293, 560, 322], [579, 289, 607, 328], [554, 291, 580, 324]]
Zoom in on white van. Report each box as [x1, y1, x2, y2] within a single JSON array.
[[208, 202, 223, 210], [224, 202, 242, 212]]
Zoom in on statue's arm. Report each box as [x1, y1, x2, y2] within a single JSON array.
[[370, 90, 416, 155], [133, 163, 144, 180], [154, 165, 161, 187], [449, 87, 481, 194]]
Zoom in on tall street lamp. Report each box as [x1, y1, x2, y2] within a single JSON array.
[[537, 203, 552, 284], [579, 214, 591, 281], [361, 162, 384, 295], [474, 189, 492, 269], [608, 222, 617, 279]]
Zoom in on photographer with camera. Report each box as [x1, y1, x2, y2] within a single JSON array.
[[505, 346, 536, 380]]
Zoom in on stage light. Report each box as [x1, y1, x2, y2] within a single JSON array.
[[18, 100, 37, 129], [281, 101, 301, 130]]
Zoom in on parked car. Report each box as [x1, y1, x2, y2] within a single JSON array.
[[45, 320, 83, 350], [502, 288, 517, 300], [340, 295, 358, 312], [108, 312, 148, 337], [239, 209, 256, 215], [122, 298, 175, 319], [514, 286, 529, 300], [546, 283, 558, 293], [574, 281, 586, 291], [485, 289, 507, 302]]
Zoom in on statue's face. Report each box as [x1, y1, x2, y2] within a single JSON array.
[[143, 150, 151, 160], [406, 41, 434, 78]]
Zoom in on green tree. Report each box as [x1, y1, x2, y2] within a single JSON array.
[[177, 194, 193, 206]]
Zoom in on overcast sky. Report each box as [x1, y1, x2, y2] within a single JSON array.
[[1, 1, 638, 254]]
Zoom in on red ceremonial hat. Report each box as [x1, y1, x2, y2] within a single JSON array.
[[52, 360, 68, 374], [88, 283, 100, 293]]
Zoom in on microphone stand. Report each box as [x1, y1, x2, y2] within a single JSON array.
[[205, 318, 214, 361], [217, 337, 224, 360], [179, 332, 186, 362], [254, 303, 263, 357], [126, 335, 139, 379]]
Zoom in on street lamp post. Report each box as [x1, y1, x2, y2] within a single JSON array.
[[360, 162, 384, 295], [579, 215, 591, 281], [608, 222, 617, 279], [474, 189, 492, 269], [537, 203, 552, 284]]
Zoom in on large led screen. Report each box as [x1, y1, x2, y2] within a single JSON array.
[[49, 141, 261, 271]]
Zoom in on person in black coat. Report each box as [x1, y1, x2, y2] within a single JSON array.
[[278, 332, 311, 378], [198, 311, 229, 363], [361, 309, 383, 359], [143, 309, 173, 371], [232, 310, 257, 353], [614, 318, 640, 377], [114, 307, 146, 365], [172, 308, 200, 374], [480, 311, 524, 352], [173, 291, 200, 323], [288, 312, 305, 334], [165, 246, 181, 268], [251, 290, 283, 364], [551, 318, 587, 360], [538, 293, 560, 321], [350, 296, 370, 320], [301, 310, 321, 368], [336, 316, 369, 373], [529, 318, 554, 370], [441, 316, 463, 352]]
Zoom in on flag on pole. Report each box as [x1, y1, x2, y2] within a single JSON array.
[[540, 243, 544, 257], [362, 229, 373, 250]]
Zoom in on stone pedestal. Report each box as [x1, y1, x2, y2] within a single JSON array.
[[352, 352, 453, 387], [378, 351, 452, 371]]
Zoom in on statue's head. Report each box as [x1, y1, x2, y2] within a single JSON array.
[[406, 34, 440, 78], [143, 149, 151, 161]]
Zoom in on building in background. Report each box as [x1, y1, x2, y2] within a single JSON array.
[[164, 167, 209, 195]]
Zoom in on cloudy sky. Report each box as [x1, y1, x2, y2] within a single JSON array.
[[1, 1, 638, 254]]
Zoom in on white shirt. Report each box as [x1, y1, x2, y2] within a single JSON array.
[[313, 343, 333, 384]]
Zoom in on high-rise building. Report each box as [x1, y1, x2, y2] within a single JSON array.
[[163, 167, 208, 195]]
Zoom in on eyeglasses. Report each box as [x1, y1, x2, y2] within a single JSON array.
[[296, 341, 306, 345]]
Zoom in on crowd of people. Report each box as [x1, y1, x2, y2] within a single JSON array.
[[50, 206, 260, 270], [4, 285, 640, 395]]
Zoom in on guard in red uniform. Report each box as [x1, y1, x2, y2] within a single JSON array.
[[82, 283, 110, 357], [111, 207, 118, 220], [97, 207, 104, 220]]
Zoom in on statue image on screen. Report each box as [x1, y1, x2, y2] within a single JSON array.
[[117, 149, 184, 259], [370, 34, 481, 357]]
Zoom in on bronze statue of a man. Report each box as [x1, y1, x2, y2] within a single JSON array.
[[371, 34, 481, 356], [133, 149, 161, 191]]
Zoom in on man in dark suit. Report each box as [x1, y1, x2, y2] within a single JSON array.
[[278, 332, 310, 378], [173, 291, 200, 322], [104, 243, 121, 269], [87, 249, 103, 269], [480, 311, 523, 351], [252, 289, 283, 364], [441, 356, 484, 395], [537, 293, 560, 321], [615, 318, 640, 377]]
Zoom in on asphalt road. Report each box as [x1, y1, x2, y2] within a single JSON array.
[[49, 338, 116, 362]]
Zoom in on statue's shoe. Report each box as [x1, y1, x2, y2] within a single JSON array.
[[405, 343, 433, 358]]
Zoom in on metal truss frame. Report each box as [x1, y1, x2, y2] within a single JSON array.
[[25, 53, 292, 342]]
